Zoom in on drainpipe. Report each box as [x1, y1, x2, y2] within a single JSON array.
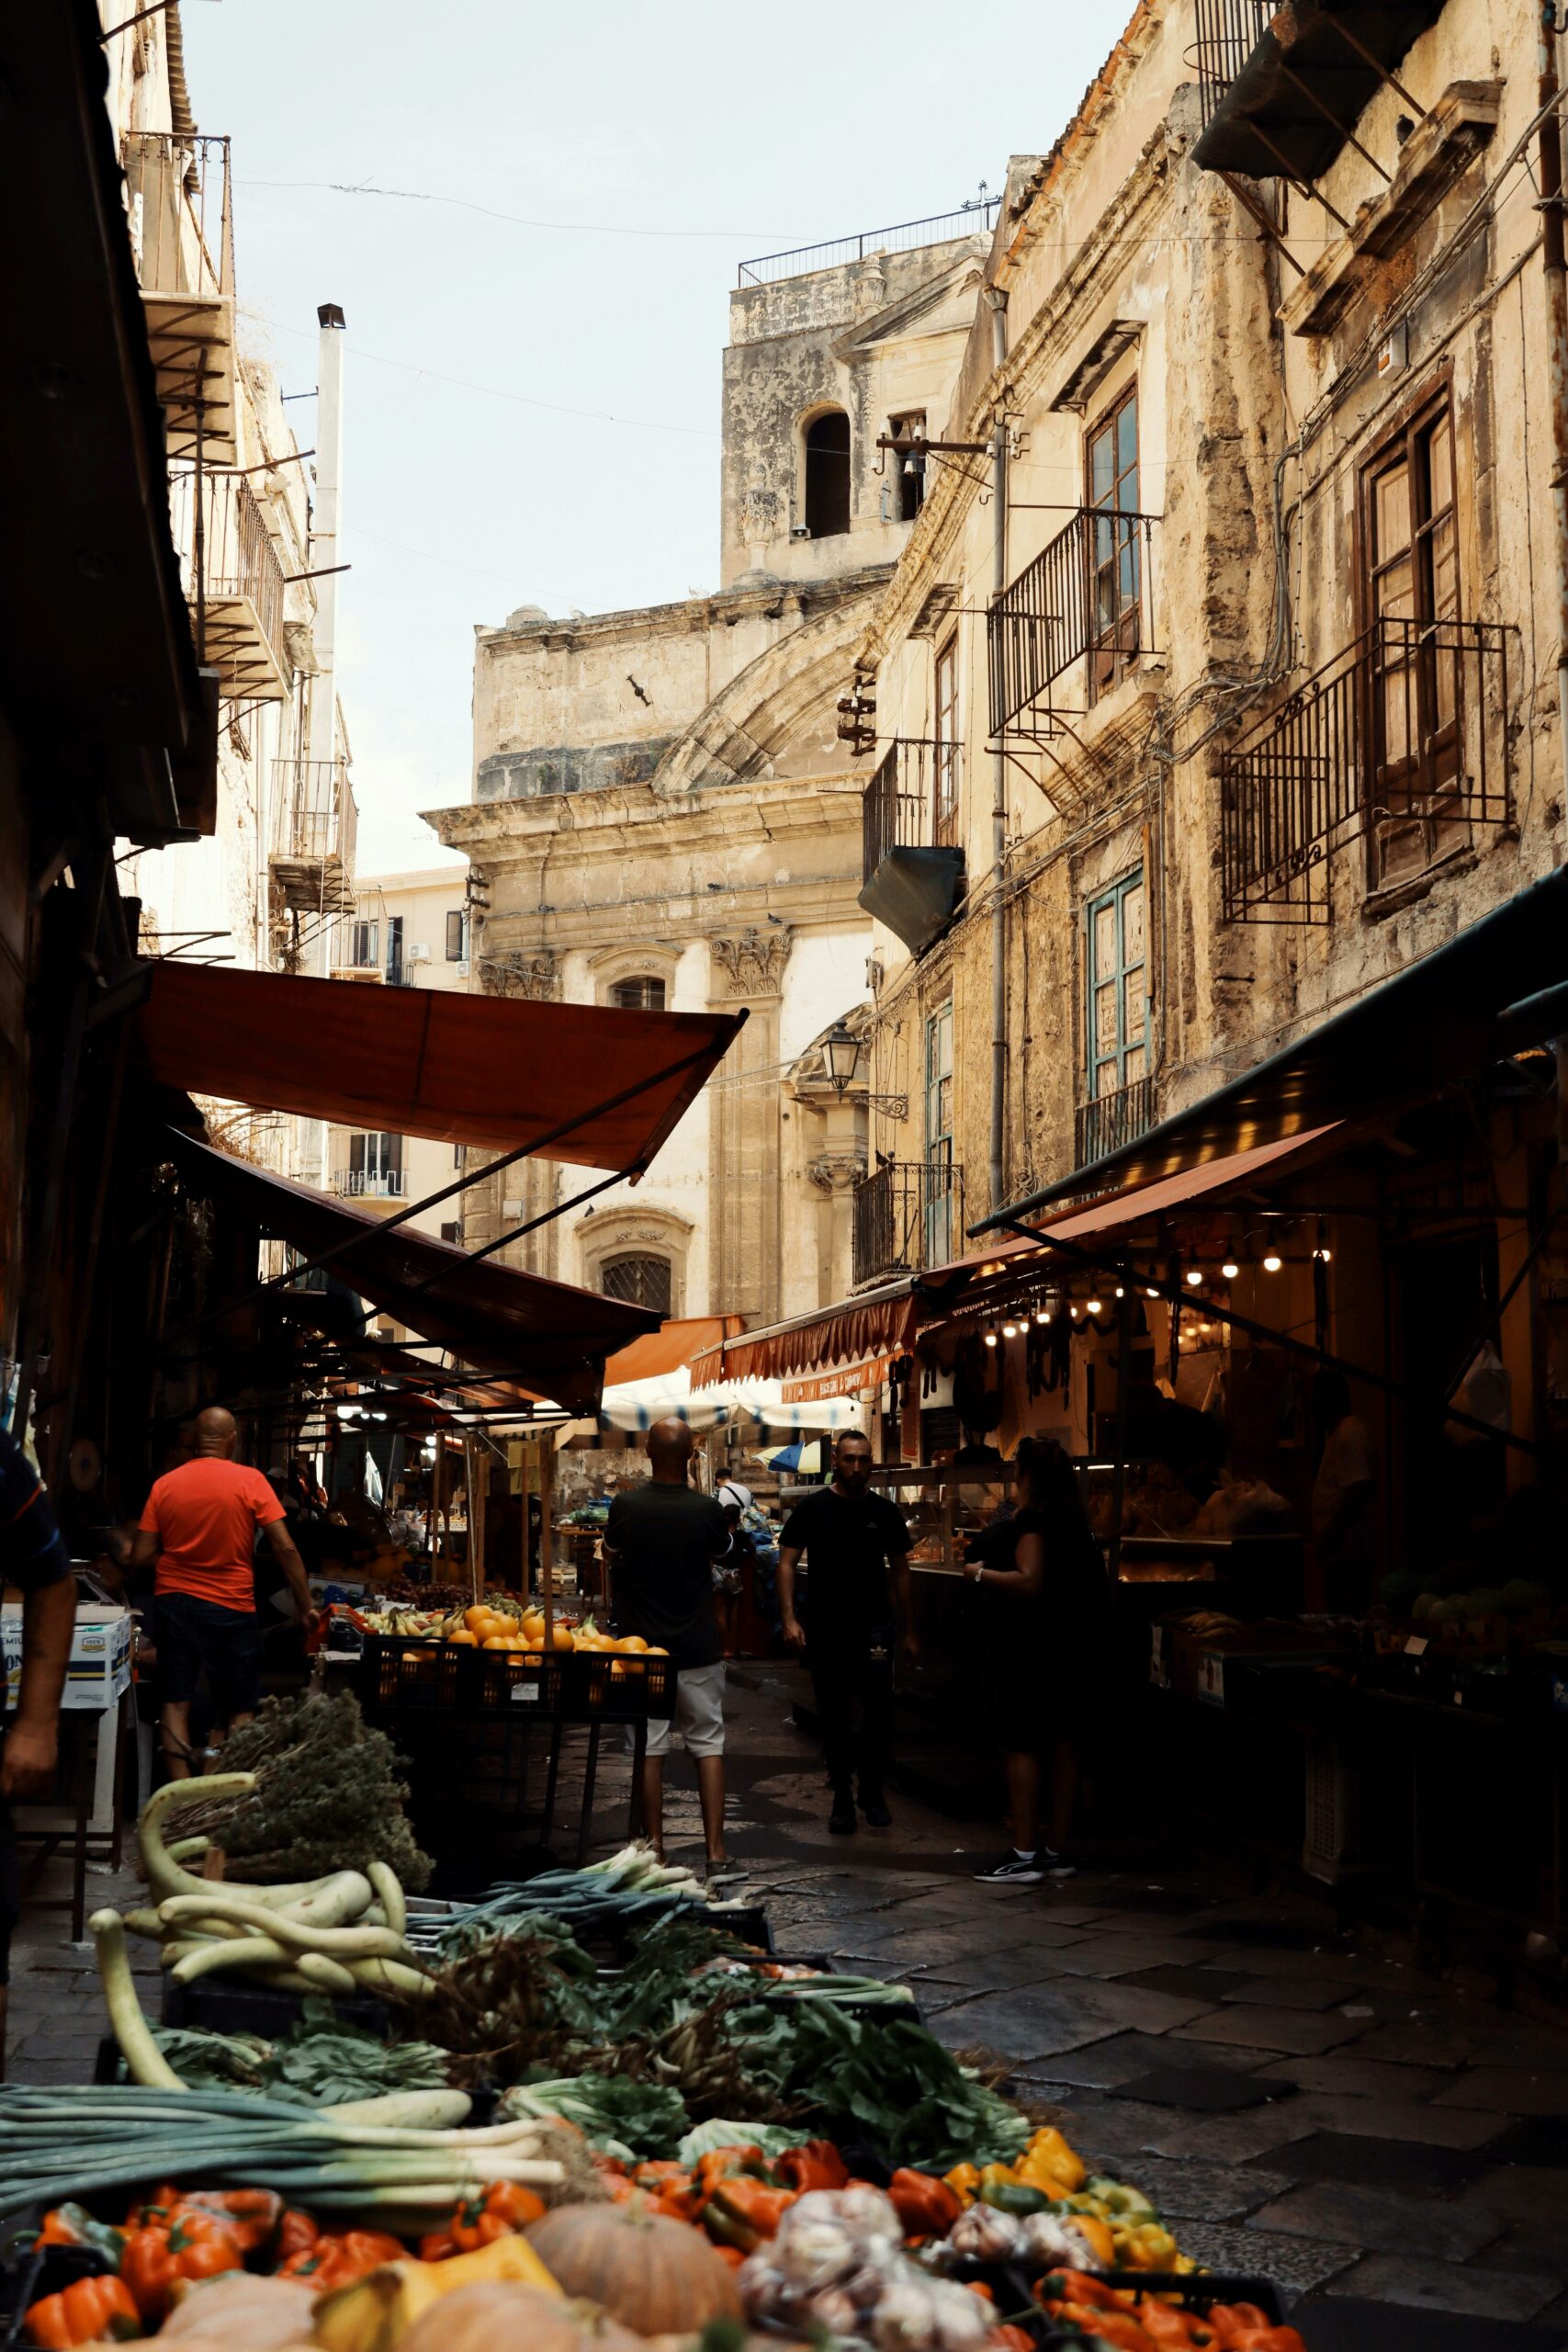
[[307, 302, 346, 785], [987, 285, 1010, 1215], [1540, 6, 1568, 810]]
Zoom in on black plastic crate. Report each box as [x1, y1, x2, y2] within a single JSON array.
[[360, 1634, 473, 1713], [161, 1971, 390, 2037], [474, 1647, 675, 1719], [1032, 2266, 1284, 2331]]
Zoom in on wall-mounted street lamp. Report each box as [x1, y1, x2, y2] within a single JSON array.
[[821, 1019, 908, 1118]]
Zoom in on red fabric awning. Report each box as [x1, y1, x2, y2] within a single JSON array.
[[177, 1133, 653, 1416], [139, 964, 746, 1172], [603, 1316, 745, 1386], [1032, 1125, 1344, 1242], [690, 1286, 919, 1389]]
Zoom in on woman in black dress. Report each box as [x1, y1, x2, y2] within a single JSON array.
[[964, 1437, 1109, 1884]]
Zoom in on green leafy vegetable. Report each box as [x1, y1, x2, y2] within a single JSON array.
[[676, 2117, 801, 2165], [502, 2073, 691, 2160], [149, 2000, 450, 2109]]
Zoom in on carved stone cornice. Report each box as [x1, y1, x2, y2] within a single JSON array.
[[807, 1150, 868, 1193], [479, 950, 559, 1001], [709, 925, 792, 998]]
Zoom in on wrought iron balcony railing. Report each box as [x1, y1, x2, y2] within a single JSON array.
[[170, 469, 288, 697], [1219, 616, 1511, 922], [1191, 0, 1272, 131], [122, 131, 232, 300], [272, 757, 356, 871], [333, 1169, 408, 1200], [853, 1159, 964, 1285], [862, 738, 963, 882], [1076, 1076, 1158, 1173], [988, 506, 1160, 738]]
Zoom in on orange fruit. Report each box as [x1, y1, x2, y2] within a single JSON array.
[[645, 1645, 668, 1657], [482, 1634, 511, 1650], [551, 1623, 574, 1652], [447, 1629, 478, 1647], [621, 1635, 649, 1654], [464, 1606, 492, 1635]]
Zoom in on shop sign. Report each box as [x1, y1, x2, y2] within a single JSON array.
[[780, 1354, 897, 1404], [1196, 1650, 1226, 1708]]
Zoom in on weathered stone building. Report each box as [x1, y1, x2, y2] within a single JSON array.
[[425, 208, 998, 1327], [852, 0, 1564, 1283]]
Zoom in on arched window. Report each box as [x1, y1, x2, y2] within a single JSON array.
[[611, 975, 667, 1011], [600, 1253, 673, 1317], [804, 410, 851, 539]]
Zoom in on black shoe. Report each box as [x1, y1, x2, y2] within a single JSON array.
[[973, 1851, 1045, 1884], [1041, 1848, 1077, 1879], [861, 1791, 892, 1827], [829, 1800, 857, 1835]]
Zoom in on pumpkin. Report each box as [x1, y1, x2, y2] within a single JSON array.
[[526, 2202, 743, 2336], [163, 2275, 319, 2346], [400, 2282, 642, 2352]]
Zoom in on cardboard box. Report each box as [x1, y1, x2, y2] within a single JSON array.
[[2, 1603, 132, 1713]]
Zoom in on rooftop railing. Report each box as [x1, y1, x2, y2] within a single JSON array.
[[739, 196, 999, 288]]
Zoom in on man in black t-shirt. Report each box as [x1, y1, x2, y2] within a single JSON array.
[[777, 1430, 914, 1835], [604, 1419, 737, 1883]]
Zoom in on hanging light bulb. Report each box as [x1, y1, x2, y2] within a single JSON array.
[[1002, 1320, 1019, 1340], [983, 1326, 998, 1348], [1086, 1295, 1102, 1316], [1314, 1244, 1332, 1262], [1186, 1269, 1203, 1288], [1035, 1305, 1051, 1325], [1222, 1258, 1240, 1280], [1114, 1284, 1125, 1299], [1263, 1250, 1282, 1272], [1146, 1286, 1159, 1299], [1068, 1304, 1079, 1320]]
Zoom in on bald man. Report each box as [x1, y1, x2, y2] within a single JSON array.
[[130, 1408, 316, 1776], [603, 1419, 737, 1880]]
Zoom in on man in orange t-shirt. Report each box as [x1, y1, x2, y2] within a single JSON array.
[[130, 1407, 317, 1776]]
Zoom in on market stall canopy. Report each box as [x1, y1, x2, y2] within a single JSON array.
[[690, 1280, 920, 1390], [139, 964, 747, 1171], [975, 865, 1568, 1231], [553, 1367, 865, 1447], [603, 1316, 746, 1386], [175, 1133, 655, 1416]]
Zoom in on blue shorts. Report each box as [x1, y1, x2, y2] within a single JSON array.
[[154, 1592, 263, 1719]]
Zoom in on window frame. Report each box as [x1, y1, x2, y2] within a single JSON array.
[[384, 913, 405, 982], [349, 917, 378, 969], [932, 634, 960, 849], [1355, 379, 1464, 888], [1084, 868, 1148, 1104], [445, 909, 468, 961], [803, 407, 852, 540], [890, 409, 927, 523], [1083, 380, 1142, 701], [610, 974, 668, 1012], [599, 1251, 673, 1318], [922, 1001, 954, 1266]]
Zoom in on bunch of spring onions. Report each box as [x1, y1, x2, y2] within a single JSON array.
[[0, 2086, 567, 2228], [425, 1843, 730, 1958]]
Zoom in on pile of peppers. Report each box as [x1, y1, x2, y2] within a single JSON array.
[[599, 2138, 858, 2263], [946, 2127, 1182, 2273], [19, 2184, 530, 2346], [1040, 2271, 1307, 2351]]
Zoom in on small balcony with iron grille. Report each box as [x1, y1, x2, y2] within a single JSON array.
[[1191, 1, 1449, 185], [1075, 1077, 1158, 1174], [852, 1159, 964, 1286], [172, 470, 289, 701], [333, 1167, 408, 1202], [122, 131, 238, 463], [988, 505, 1160, 744], [859, 739, 964, 957], [1219, 616, 1510, 922], [270, 756, 357, 916]]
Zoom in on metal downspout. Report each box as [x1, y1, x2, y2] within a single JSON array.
[[1540, 6, 1568, 812], [987, 287, 1010, 1214]]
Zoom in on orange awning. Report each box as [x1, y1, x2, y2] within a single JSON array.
[[177, 1133, 653, 1415], [603, 1316, 745, 1386], [691, 1285, 919, 1389], [139, 963, 746, 1173]]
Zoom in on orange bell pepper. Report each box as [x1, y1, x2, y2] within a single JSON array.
[[120, 2207, 245, 2324], [23, 2276, 141, 2348], [887, 2167, 964, 2239], [276, 2228, 407, 2291], [776, 2141, 849, 2193]]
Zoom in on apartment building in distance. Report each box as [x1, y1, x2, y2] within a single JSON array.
[[424, 202, 1000, 1329], [325, 868, 474, 1238]]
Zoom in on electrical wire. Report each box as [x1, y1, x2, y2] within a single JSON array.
[[235, 177, 796, 241]]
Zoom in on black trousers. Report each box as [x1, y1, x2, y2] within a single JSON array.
[[807, 1623, 893, 1800]]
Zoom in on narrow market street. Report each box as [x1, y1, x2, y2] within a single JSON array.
[[8, 1673, 1568, 2342]]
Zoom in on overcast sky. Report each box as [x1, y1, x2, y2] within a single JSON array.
[[183, 2, 1122, 874]]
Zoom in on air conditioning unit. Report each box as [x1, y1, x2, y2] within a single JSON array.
[[456, 959, 470, 978], [408, 942, 432, 964]]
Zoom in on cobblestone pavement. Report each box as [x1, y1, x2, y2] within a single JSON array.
[[6, 1667, 1567, 2344]]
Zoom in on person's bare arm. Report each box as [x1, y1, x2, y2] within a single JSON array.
[[968, 1529, 1045, 1597], [2, 1576, 75, 1798], [262, 1519, 318, 1633], [891, 1548, 919, 1660], [120, 1527, 158, 1575], [777, 1546, 806, 1649]]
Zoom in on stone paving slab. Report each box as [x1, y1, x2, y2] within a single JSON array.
[[929, 1979, 1218, 2057], [1321, 2252, 1561, 2321], [1250, 2053, 1460, 2100], [1247, 2178, 1500, 2258], [1166, 2219, 1356, 2294], [1433, 2066, 1568, 2115], [1111, 2154, 1293, 2221], [1280, 2091, 1511, 2150], [1172, 2006, 1367, 2056], [1016, 2028, 1278, 2088], [1222, 1974, 1376, 2012]]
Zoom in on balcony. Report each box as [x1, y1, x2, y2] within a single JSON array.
[[333, 1169, 408, 1201], [122, 131, 238, 463], [853, 1159, 964, 1286], [270, 757, 357, 916], [1076, 1077, 1158, 1173], [988, 505, 1160, 740], [1192, 1, 1448, 184], [1220, 616, 1510, 922], [171, 470, 288, 701], [859, 739, 964, 956]]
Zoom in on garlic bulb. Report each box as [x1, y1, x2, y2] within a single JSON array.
[[947, 2202, 1025, 2262], [870, 2277, 992, 2351], [1020, 2209, 1108, 2271]]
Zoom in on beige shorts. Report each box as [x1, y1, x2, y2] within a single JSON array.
[[641, 1659, 727, 1758]]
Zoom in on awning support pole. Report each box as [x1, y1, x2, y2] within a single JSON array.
[[987, 1215, 1544, 1457]]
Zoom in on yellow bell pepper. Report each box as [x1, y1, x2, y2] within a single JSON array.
[[1116, 2220, 1179, 2270], [943, 2163, 982, 2204], [312, 2233, 559, 2352], [1021, 2126, 1086, 2191], [1064, 2211, 1117, 2268]]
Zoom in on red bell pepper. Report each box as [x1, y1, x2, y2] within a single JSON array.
[[23, 2275, 141, 2348], [887, 2166, 964, 2239], [276, 2229, 406, 2290], [776, 2140, 849, 2193]]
